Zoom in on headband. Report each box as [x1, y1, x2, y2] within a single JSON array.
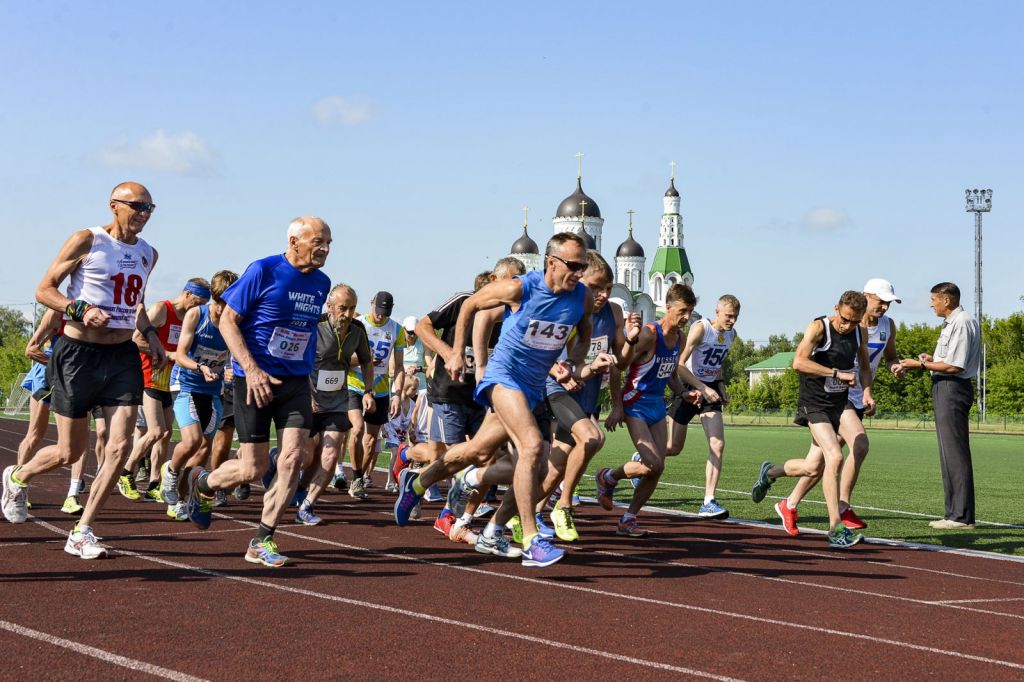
[[184, 282, 211, 299]]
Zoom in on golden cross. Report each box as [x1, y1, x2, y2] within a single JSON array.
[[522, 205, 529, 227], [579, 199, 587, 218], [576, 151, 584, 179], [670, 160, 676, 181], [627, 209, 635, 232]]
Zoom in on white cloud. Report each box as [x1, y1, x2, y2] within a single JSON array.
[[311, 95, 380, 126], [98, 129, 215, 175], [802, 207, 849, 232]]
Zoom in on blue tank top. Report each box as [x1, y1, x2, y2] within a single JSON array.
[[172, 305, 229, 395], [221, 254, 330, 377], [477, 270, 586, 408], [545, 301, 617, 414], [622, 323, 681, 406]]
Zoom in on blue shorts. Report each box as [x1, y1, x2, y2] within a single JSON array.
[[475, 376, 543, 412], [430, 401, 485, 444], [624, 392, 667, 426], [22, 362, 50, 403], [173, 391, 223, 438]]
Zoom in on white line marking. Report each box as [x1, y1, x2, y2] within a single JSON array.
[[0, 619, 208, 682], [929, 597, 1024, 605], [28, 519, 740, 680]]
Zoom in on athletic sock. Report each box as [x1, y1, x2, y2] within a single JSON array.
[[839, 502, 850, 513], [522, 532, 538, 549], [621, 512, 637, 522], [10, 468, 27, 487], [786, 499, 797, 510], [412, 478, 426, 495], [74, 523, 92, 536], [459, 512, 473, 524], [464, 466, 480, 488], [483, 522, 499, 539], [254, 523, 274, 543], [68, 480, 81, 497], [703, 495, 714, 505], [121, 468, 132, 478], [167, 465, 179, 476], [147, 480, 159, 491]]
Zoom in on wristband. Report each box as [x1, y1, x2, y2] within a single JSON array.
[[65, 299, 94, 322], [832, 369, 838, 379], [625, 336, 638, 346]]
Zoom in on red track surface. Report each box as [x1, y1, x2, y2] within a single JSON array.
[[2, 417, 1023, 680]]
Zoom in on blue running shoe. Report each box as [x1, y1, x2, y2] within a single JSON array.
[[629, 452, 642, 489], [424, 483, 445, 503], [447, 469, 478, 519], [295, 505, 322, 526], [393, 468, 422, 527], [245, 537, 289, 567], [522, 534, 565, 568], [698, 499, 729, 520], [751, 461, 776, 503], [261, 447, 279, 490], [534, 513, 555, 539], [186, 468, 213, 530]]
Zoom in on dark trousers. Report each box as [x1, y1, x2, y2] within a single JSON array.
[[931, 376, 975, 524]]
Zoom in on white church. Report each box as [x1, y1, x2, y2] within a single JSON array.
[[508, 164, 694, 323]]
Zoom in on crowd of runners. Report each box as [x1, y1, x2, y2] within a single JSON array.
[[3, 180, 934, 567]]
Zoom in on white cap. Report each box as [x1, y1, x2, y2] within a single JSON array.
[[402, 315, 418, 332], [863, 278, 901, 303]]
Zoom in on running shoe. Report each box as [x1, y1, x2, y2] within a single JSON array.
[[167, 501, 188, 521], [245, 537, 289, 567], [482, 485, 499, 504], [774, 501, 800, 536], [751, 461, 776, 503], [160, 462, 180, 505], [473, 504, 497, 518], [348, 477, 368, 500], [434, 510, 456, 536], [64, 526, 107, 560], [550, 506, 579, 542], [827, 525, 864, 549], [595, 467, 617, 511], [616, 515, 647, 538], [61, 495, 84, 516], [116, 473, 142, 501], [449, 523, 478, 545], [475, 530, 521, 558], [424, 483, 444, 503], [261, 447, 279, 489], [393, 468, 422, 527], [137, 458, 151, 482], [186, 469, 213, 530], [521, 534, 564, 567], [840, 506, 868, 530], [392, 443, 410, 481], [331, 471, 348, 491], [385, 482, 398, 493], [629, 452, 643, 489], [534, 513, 555, 539], [145, 486, 163, 503], [447, 469, 477, 519], [362, 475, 374, 489], [697, 499, 729, 520], [410, 501, 422, 520], [506, 515, 524, 545], [2, 465, 28, 523], [571, 485, 581, 506], [233, 483, 251, 501], [213, 490, 228, 508], [296, 505, 322, 526]]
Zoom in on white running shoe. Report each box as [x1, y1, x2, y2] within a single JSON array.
[[64, 527, 107, 559], [2, 465, 28, 523]]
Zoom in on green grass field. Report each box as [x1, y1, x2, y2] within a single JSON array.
[[580, 425, 1024, 555]]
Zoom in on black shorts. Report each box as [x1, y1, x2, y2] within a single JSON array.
[[219, 387, 235, 429], [312, 411, 352, 435], [794, 403, 845, 432], [233, 374, 312, 443], [46, 336, 143, 419], [671, 381, 725, 425], [348, 390, 390, 426], [532, 400, 554, 443], [547, 391, 589, 444], [144, 387, 174, 408]]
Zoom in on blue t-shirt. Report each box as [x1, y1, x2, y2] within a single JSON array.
[[476, 270, 586, 409], [171, 305, 229, 395], [222, 254, 331, 377], [545, 301, 617, 414]]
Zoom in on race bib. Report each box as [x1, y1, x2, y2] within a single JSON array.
[[464, 346, 476, 374], [824, 372, 849, 393], [523, 319, 571, 351], [166, 324, 182, 346], [317, 369, 346, 392], [193, 346, 228, 370], [268, 327, 311, 361], [586, 335, 609, 363], [656, 361, 676, 379]]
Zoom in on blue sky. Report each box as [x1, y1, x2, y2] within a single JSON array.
[[1, 2, 1021, 344]]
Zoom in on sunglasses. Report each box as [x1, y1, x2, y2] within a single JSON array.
[[113, 199, 156, 213], [549, 254, 587, 273]]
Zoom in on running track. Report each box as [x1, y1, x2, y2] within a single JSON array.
[[1, 418, 1022, 681]]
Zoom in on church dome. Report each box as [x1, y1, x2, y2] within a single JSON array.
[[555, 179, 601, 219], [664, 178, 679, 198], [616, 228, 644, 258], [510, 226, 539, 254]]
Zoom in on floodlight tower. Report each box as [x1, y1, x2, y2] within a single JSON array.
[[965, 188, 992, 418]]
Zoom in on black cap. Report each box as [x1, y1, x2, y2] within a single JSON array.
[[372, 291, 394, 316]]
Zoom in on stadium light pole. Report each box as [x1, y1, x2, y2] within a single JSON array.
[[965, 188, 992, 419]]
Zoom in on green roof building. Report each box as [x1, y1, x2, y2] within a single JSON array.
[[648, 170, 693, 309]]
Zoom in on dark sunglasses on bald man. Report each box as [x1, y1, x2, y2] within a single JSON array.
[[113, 199, 156, 213], [548, 254, 587, 273]]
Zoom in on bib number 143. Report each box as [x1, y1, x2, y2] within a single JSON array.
[[523, 319, 571, 351]]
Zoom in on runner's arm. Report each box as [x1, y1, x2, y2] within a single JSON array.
[[35, 229, 110, 327], [792, 319, 849, 381], [24, 308, 61, 364], [451, 278, 522, 379], [471, 306, 501, 381]]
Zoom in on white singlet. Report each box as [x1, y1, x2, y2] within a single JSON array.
[[685, 318, 736, 383], [848, 314, 893, 409], [65, 227, 154, 330]]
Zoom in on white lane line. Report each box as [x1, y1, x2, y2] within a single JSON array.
[[929, 597, 1024, 605], [0, 619, 208, 682], [28, 520, 740, 680]]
